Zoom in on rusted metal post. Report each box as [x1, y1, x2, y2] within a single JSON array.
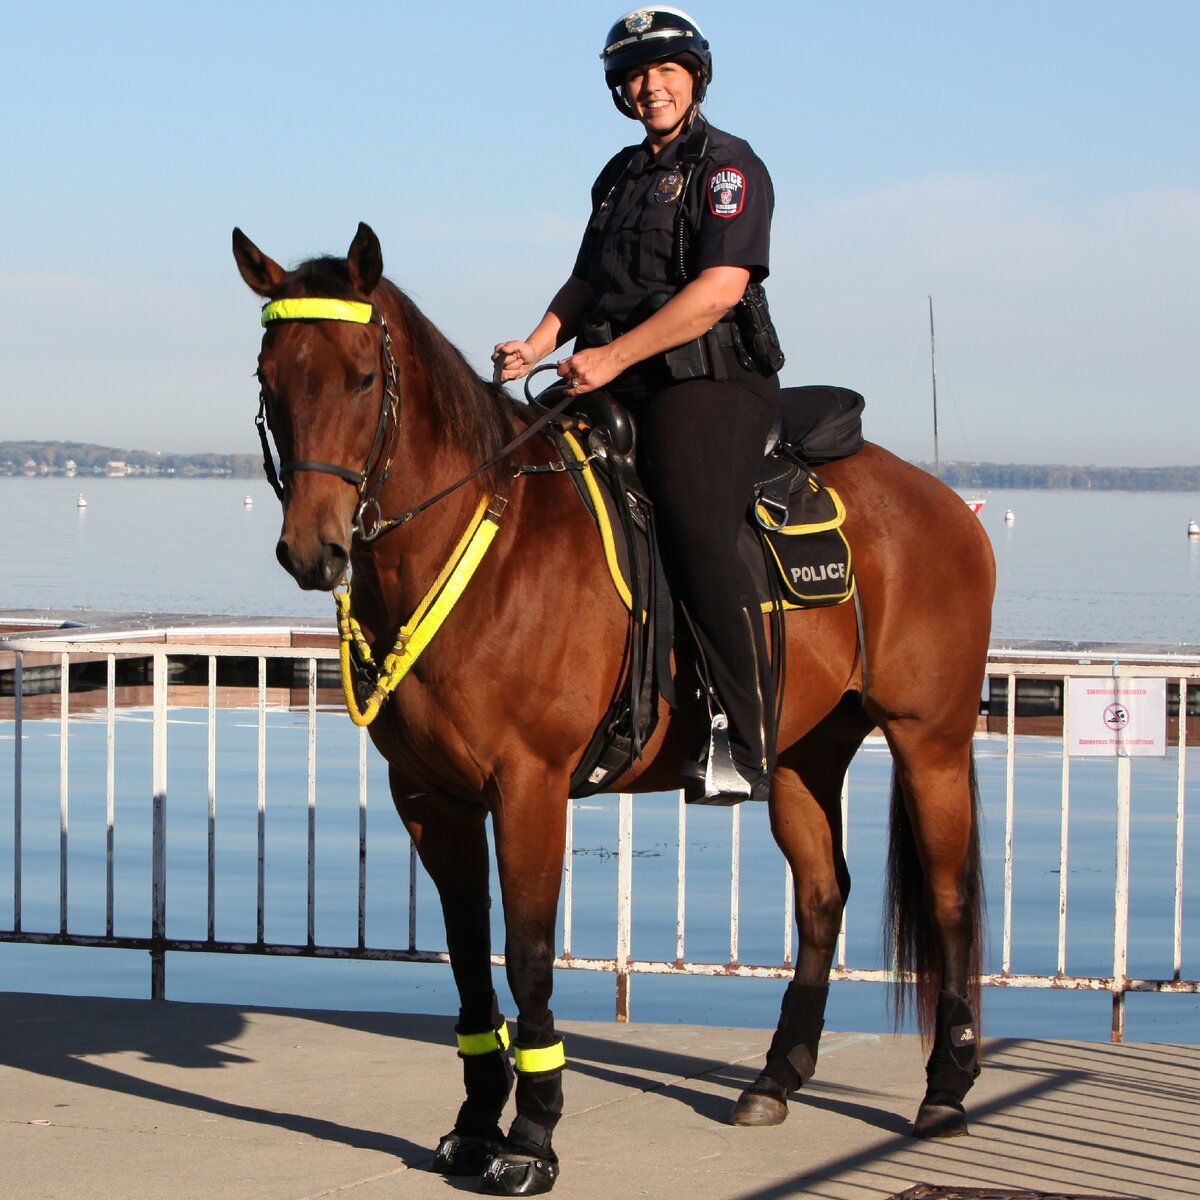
[[13, 651, 23, 935], [615, 792, 633, 1021], [1111, 753, 1131, 1042], [151, 650, 168, 1001], [59, 652, 69, 936]]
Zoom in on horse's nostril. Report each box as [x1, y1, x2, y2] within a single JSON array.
[[323, 544, 349, 587], [275, 539, 291, 571]]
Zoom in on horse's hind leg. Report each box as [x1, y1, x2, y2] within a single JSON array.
[[390, 775, 515, 1176], [730, 699, 869, 1127], [884, 730, 984, 1139]]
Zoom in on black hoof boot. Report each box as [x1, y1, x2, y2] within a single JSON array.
[[915, 991, 980, 1139], [433, 1130, 505, 1175], [479, 1152, 560, 1195], [912, 1096, 969, 1139], [729, 1073, 788, 1126], [730, 981, 827, 1127]]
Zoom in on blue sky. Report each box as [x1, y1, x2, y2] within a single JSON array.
[[2, 1, 1196, 465]]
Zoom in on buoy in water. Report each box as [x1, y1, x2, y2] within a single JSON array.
[[1189, 519, 1199, 538], [1004, 508, 1015, 525], [76, 493, 88, 508], [244, 494, 254, 508]]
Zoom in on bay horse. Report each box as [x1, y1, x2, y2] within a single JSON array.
[[233, 222, 995, 1196]]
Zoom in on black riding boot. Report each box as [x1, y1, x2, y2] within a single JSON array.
[[913, 989, 981, 1138], [729, 982, 829, 1126]]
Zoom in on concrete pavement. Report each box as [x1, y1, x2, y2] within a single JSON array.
[[1, 992, 1192, 1199]]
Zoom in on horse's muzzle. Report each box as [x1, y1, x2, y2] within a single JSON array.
[[275, 536, 348, 591]]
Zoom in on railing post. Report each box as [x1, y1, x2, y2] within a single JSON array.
[[151, 650, 168, 1001], [1003, 671, 1017, 974], [13, 651, 23, 934], [614, 792, 633, 1022], [1111, 753, 1131, 1042], [59, 652, 70, 936], [1173, 675, 1187, 982]]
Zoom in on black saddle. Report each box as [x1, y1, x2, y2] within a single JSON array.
[[543, 383, 865, 798]]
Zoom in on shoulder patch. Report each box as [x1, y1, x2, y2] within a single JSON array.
[[708, 168, 746, 218]]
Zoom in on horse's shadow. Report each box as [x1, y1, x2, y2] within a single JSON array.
[[552, 1027, 911, 1134], [0, 991, 907, 1172], [0, 991, 430, 1165]]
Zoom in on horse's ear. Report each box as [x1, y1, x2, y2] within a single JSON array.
[[232, 228, 286, 297], [347, 222, 383, 296]]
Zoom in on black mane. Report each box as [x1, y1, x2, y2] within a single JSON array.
[[288, 257, 516, 478]]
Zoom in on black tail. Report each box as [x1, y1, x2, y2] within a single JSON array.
[[883, 753, 984, 1039]]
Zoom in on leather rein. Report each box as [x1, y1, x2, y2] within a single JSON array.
[[255, 299, 578, 541]]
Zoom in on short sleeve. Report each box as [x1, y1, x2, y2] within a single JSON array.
[[688, 150, 774, 282]]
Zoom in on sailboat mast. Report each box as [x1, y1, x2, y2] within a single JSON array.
[[929, 295, 940, 480]]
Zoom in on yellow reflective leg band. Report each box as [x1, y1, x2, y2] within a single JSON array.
[[456, 1023, 511, 1057], [514, 1040, 566, 1074]]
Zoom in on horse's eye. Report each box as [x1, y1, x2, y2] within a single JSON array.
[[358, 372, 377, 393]]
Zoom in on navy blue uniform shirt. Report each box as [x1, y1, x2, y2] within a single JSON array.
[[571, 116, 775, 336]]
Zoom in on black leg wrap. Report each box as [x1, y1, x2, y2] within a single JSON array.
[[913, 990, 981, 1140], [480, 1013, 564, 1192], [454, 1051, 515, 1137], [509, 1012, 563, 1146], [453, 993, 515, 1138], [483, 1079, 562, 1195], [729, 982, 828, 1127], [516, 1013, 558, 1049], [460, 992, 505, 1036], [762, 982, 829, 1092], [509, 1069, 563, 1151], [432, 993, 514, 1175]]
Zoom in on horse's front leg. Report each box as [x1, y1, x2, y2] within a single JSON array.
[[480, 771, 570, 1197], [390, 772, 515, 1176]]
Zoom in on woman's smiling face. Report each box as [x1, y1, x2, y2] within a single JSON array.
[[623, 59, 695, 148]]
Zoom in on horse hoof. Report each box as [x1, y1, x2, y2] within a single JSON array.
[[432, 1131, 503, 1175], [729, 1090, 788, 1126], [479, 1152, 560, 1195], [729, 1076, 789, 1126], [912, 1101, 969, 1139]]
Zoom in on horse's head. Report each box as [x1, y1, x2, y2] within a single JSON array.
[[232, 223, 393, 590]]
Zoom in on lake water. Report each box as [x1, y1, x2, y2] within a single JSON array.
[[2, 477, 1198, 642], [1, 477, 1198, 1043]]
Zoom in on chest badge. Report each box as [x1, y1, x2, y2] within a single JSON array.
[[654, 171, 684, 204]]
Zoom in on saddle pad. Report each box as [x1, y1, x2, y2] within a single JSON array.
[[750, 476, 854, 608], [557, 427, 853, 614]]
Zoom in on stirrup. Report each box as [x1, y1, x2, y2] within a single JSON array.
[[683, 714, 756, 805]]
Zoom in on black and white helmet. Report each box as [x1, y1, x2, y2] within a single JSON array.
[[601, 7, 712, 117]]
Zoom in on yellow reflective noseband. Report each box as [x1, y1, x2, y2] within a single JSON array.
[[336, 494, 507, 726], [514, 1040, 566, 1074], [261, 297, 374, 325], [457, 1023, 511, 1056]]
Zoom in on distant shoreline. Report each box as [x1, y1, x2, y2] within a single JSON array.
[[3, 441, 1197, 491], [914, 461, 1200, 492]]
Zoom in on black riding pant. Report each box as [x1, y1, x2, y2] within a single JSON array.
[[621, 371, 779, 768]]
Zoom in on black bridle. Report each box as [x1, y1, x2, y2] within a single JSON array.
[[255, 310, 403, 542], [255, 302, 581, 542]]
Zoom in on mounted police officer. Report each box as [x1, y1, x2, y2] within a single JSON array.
[[495, 6, 784, 804]]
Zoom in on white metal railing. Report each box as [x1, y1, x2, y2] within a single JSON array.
[[1, 631, 1196, 1041]]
